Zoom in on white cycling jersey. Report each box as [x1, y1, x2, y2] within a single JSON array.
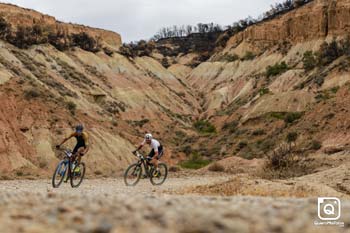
[[142, 139, 161, 152]]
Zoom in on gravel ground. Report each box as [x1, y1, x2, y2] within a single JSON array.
[[0, 176, 349, 233]]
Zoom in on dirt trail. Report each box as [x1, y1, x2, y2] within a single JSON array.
[[0, 176, 349, 233]]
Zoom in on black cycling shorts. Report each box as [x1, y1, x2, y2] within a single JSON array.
[[73, 145, 86, 156], [148, 145, 164, 159]]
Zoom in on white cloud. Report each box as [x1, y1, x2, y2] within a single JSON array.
[[1, 0, 283, 42]]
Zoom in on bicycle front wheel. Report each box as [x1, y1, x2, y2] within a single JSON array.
[[70, 162, 86, 188], [52, 160, 67, 188], [150, 163, 168, 186], [124, 163, 142, 186]]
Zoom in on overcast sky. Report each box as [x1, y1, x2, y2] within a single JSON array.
[[2, 0, 282, 42]]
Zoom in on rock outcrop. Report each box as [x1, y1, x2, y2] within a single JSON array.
[[0, 3, 122, 49], [222, 0, 350, 55]]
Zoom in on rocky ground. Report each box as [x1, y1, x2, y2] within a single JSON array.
[[0, 175, 349, 233]]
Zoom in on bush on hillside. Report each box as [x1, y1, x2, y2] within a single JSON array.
[[179, 152, 211, 169], [286, 132, 298, 144], [161, 57, 170, 68], [66, 101, 77, 115], [238, 141, 248, 149], [219, 53, 239, 62], [259, 87, 270, 96], [266, 62, 288, 77], [193, 120, 216, 134], [222, 120, 238, 133], [242, 51, 255, 61], [0, 17, 11, 39], [284, 112, 303, 124], [252, 129, 266, 136], [302, 51, 317, 71], [310, 140, 322, 150], [71, 32, 100, 52], [317, 40, 341, 66], [261, 142, 313, 179], [24, 88, 40, 100]]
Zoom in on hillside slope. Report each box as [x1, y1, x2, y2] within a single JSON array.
[[1, 0, 350, 178], [0, 3, 200, 177], [177, 0, 350, 161]]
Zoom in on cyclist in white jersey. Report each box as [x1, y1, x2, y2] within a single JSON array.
[[134, 133, 164, 173]]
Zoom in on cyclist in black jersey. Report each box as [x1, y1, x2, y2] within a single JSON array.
[[56, 124, 89, 164]]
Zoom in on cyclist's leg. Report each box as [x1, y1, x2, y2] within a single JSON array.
[[76, 147, 85, 164], [148, 149, 158, 167], [151, 157, 158, 169], [154, 146, 164, 170], [157, 146, 164, 160], [65, 145, 79, 182]]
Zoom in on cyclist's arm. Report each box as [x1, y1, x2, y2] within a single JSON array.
[[59, 133, 75, 146], [135, 140, 145, 151]]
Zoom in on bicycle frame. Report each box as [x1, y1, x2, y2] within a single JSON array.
[[60, 149, 75, 179], [134, 151, 154, 177]]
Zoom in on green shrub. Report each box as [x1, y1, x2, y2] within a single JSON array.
[[302, 51, 317, 71], [179, 152, 210, 169], [330, 86, 340, 94], [193, 120, 216, 134], [16, 171, 24, 176], [284, 112, 303, 124], [259, 87, 270, 96], [266, 62, 288, 77], [66, 101, 77, 115], [257, 139, 275, 154], [220, 53, 239, 62], [269, 112, 286, 120], [242, 51, 255, 60], [315, 92, 331, 102], [222, 121, 238, 133], [161, 57, 170, 68], [135, 119, 149, 127], [311, 140, 322, 150], [317, 40, 341, 66], [0, 17, 11, 39], [71, 32, 100, 52], [238, 141, 248, 149], [252, 129, 265, 136], [286, 132, 298, 143], [24, 88, 40, 100]]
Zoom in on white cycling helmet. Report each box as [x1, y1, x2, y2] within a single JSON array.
[[145, 133, 153, 140]]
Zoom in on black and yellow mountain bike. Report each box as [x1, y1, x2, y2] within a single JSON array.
[[124, 150, 168, 186]]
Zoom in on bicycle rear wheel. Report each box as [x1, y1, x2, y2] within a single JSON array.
[[150, 163, 168, 186], [70, 162, 86, 188], [52, 160, 67, 188], [124, 163, 142, 186]]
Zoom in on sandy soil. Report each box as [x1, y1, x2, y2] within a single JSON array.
[[0, 176, 349, 233]]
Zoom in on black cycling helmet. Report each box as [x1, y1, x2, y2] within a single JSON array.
[[75, 124, 84, 133]]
